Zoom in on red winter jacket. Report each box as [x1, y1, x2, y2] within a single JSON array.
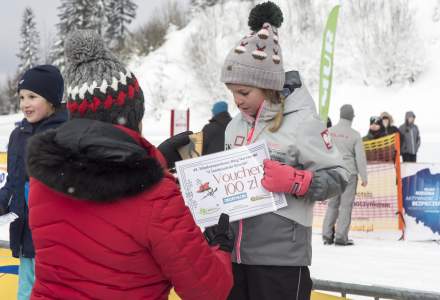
[[27, 119, 232, 300]]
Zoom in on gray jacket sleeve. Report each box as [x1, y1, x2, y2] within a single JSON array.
[[354, 134, 368, 183], [293, 116, 349, 201], [416, 125, 421, 152]]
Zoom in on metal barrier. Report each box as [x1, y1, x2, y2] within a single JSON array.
[[0, 239, 9, 249], [313, 279, 440, 300]]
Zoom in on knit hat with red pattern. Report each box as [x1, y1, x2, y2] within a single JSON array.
[[64, 30, 144, 131], [221, 1, 284, 91]]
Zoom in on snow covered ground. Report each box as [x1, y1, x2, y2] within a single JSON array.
[[310, 234, 440, 297]]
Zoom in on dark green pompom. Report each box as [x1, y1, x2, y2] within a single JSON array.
[[248, 1, 283, 31]]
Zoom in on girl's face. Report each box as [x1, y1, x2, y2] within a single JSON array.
[[19, 89, 55, 123], [226, 84, 266, 117]]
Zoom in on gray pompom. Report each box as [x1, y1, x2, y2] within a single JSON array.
[[64, 30, 125, 88], [65, 30, 112, 66]]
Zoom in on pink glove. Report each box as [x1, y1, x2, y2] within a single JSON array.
[[261, 159, 313, 196]]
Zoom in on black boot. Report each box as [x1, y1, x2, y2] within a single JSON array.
[[323, 237, 334, 245], [334, 239, 354, 246]]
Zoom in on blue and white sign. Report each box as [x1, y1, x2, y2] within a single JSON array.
[[402, 163, 440, 241]]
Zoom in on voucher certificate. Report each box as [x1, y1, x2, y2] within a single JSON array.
[[175, 140, 287, 227]]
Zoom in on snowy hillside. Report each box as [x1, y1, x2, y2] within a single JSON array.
[[130, 0, 440, 163]]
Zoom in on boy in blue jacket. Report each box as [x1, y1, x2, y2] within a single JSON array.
[[0, 65, 67, 299]]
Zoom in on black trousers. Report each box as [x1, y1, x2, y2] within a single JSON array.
[[402, 153, 417, 162], [228, 263, 313, 300]]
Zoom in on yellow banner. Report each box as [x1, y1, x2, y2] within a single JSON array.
[[314, 163, 400, 233]]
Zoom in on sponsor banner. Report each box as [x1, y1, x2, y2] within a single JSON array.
[[401, 163, 440, 241], [314, 163, 400, 238], [319, 5, 340, 123]]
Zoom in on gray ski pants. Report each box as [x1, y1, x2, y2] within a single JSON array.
[[322, 175, 358, 242]]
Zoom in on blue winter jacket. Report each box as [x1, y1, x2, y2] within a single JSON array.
[[0, 111, 67, 258]]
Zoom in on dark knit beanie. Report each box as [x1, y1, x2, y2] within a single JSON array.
[[17, 65, 64, 107], [64, 30, 144, 131], [370, 116, 382, 125]]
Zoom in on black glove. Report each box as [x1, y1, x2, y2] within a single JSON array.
[[204, 213, 234, 253], [157, 131, 193, 171]]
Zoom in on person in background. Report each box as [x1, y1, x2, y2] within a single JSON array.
[[220, 2, 348, 299], [0, 65, 67, 300], [380, 112, 400, 136], [326, 116, 332, 128], [202, 100, 232, 155], [322, 104, 368, 246], [363, 116, 385, 141], [26, 30, 233, 300], [399, 111, 421, 162]]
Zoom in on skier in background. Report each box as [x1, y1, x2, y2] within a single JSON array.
[[380, 111, 400, 137], [322, 104, 368, 246], [202, 100, 232, 155], [399, 111, 421, 162], [363, 116, 385, 141]]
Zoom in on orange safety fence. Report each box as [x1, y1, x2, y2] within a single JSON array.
[[362, 134, 403, 230]]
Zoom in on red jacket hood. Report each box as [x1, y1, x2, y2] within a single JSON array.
[[27, 119, 166, 202]]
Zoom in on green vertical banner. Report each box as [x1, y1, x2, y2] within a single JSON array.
[[319, 5, 340, 123]]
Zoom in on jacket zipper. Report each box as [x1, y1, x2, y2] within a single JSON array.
[[235, 102, 265, 264]]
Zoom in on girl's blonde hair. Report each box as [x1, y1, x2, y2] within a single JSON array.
[[264, 90, 285, 132]]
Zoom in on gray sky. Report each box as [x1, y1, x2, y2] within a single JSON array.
[[0, 0, 164, 84]]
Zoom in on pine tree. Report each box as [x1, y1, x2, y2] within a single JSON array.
[[0, 84, 8, 115], [190, 0, 216, 11], [17, 7, 40, 77], [5, 74, 20, 113], [50, 0, 78, 72], [51, 0, 108, 72], [76, 0, 107, 34], [434, 0, 440, 22], [105, 0, 137, 51]]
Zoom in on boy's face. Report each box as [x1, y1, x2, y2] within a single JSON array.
[[408, 116, 415, 124], [19, 89, 54, 123], [226, 84, 265, 117], [370, 123, 381, 132]]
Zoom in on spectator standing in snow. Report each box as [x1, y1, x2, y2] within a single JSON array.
[[322, 104, 367, 246], [220, 2, 348, 299], [26, 30, 233, 300], [399, 111, 421, 162], [202, 101, 232, 155], [380, 112, 400, 137], [0, 65, 67, 300], [363, 116, 386, 141]]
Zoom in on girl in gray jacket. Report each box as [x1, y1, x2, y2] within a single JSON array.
[[220, 2, 349, 299]]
